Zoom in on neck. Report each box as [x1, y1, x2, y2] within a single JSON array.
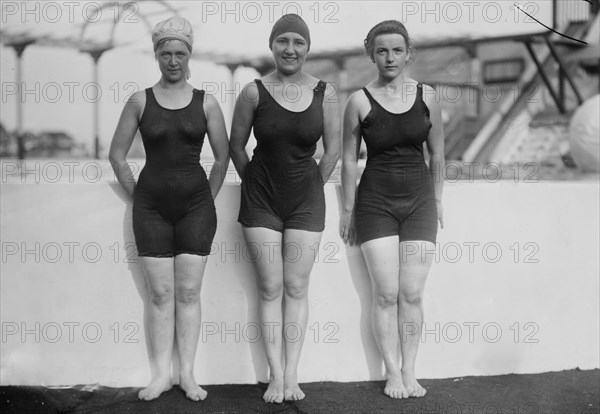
[[157, 77, 189, 90], [376, 73, 411, 94], [274, 69, 305, 84]]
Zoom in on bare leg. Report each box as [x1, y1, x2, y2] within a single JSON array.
[[361, 236, 408, 399], [138, 257, 175, 401], [243, 227, 285, 404], [282, 229, 322, 401], [174, 254, 208, 401], [399, 241, 433, 398]]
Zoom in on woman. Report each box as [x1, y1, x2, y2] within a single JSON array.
[[339, 20, 444, 399], [229, 14, 340, 403], [108, 16, 229, 401]]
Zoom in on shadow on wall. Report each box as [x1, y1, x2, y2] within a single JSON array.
[[107, 183, 152, 378], [335, 186, 383, 380]]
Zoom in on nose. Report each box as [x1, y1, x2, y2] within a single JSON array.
[[284, 41, 294, 55], [169, 54, 178, 66]]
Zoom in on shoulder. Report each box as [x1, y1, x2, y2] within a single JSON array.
[[419, 83, 438, 105], [346, 88, 370, 109], [125, 89, 146, 115], [238, 80, 260, 105], [322, 81, 336, 95], [202, 92, 221, 112], [420, 83, 436, 95]]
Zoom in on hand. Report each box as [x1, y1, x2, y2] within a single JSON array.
[[436, 201, 444, 229], [339, 210, 357, 246]]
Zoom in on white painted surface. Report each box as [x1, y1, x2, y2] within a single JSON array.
[[1, 164, 599, 386]]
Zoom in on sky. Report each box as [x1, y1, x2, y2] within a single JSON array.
[[0, 0, 561, 156]]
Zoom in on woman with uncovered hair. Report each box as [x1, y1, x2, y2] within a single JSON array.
[[340, 20, 445, 399]]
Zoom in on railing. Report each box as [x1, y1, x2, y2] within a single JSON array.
[[554, 0, 596, 29]]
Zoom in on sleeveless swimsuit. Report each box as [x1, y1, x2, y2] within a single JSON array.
[[238, 79, 327, 232], [355, 83, 438, 244], [132, 88, 216, 257]]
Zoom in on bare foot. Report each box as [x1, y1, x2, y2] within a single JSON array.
[[402, 369, 427, 397], [263, 378, 284, 404], [284, 374, 305, 401], [384, 373, 409, 399], [138, 376, 172, 401], [179, 375, 207, 401]]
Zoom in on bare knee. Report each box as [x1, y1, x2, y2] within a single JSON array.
[[284, 281, 309, 300], [399, 289, 423, 307], [149, 287, 174, 307], [259, 280, 283, 302], [175, 285, 201, 305], [374, 291, 398, 308]]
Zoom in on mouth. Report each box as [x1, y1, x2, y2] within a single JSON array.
[[282, 56, 297, 63]]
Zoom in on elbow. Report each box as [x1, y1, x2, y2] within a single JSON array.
[[228, 142, 241, 158], [215, 154, 231, 167], [108, 151, 119, 166], [108, 149, 125, 166], [330, 148, 341, 164], [324, 146, 341, 165], [229, 144, 245, 163]]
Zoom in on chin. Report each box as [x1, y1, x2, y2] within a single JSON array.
[[278, 65, 301, 75]]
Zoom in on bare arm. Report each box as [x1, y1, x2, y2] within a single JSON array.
[[108, 91, 144, 199], [319, 82, 341, 183], [339, 92, 363, 245], [204, 93, 230, 199], [229, 82, 258, 179], [423, 84, 445, 229]]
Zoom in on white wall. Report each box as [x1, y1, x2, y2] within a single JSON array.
[[1, 161, 598, 386]]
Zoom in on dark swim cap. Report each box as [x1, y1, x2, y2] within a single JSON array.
[[269, 14, 311, 51]]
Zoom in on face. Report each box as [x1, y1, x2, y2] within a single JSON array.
[[371, 33, 410, 79], [155, 40, 190, 82], [271, 32, 309, 74]]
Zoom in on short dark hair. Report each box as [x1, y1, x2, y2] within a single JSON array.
[[364, 20, 414, 61]]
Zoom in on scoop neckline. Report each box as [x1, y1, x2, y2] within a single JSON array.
[[150, 87, 197, 111], [363, 84, 419, 115], [256, 79, 318, 114]]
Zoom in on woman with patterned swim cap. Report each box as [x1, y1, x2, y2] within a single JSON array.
[[340, 20, 445, 399], [109, 16, 229, 401], [230, 13, 340, 403]]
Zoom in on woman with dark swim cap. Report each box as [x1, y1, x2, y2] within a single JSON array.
[[340, 20, 445, 399], [109, 16, 230, 402], [230, 13, 340, 403]]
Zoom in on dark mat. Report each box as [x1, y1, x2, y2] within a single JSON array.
[[1, 368, 598, 414]]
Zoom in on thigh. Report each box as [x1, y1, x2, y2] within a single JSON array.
[[174, 254, 208, 294], [242, 226, 284, 290], [282, 229, 323, 290], [238, 166, 284, 232], [284, 170, 325, 233], [133, 203, 175, 258], [399, 201, 438, 244], [398, 241, 435, 297], [174, 198, 217, 257], [355, 208, 400, 245], [139, 256, 175, 295], [361, 236, 401, 296]]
